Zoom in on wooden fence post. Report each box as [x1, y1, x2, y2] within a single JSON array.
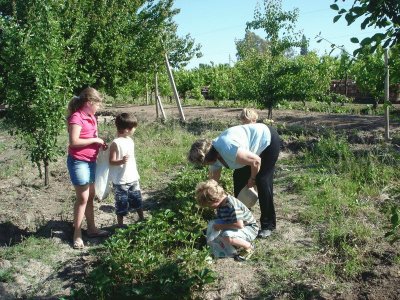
[[164, 53, 185, 122], [384, 49, 390, 141]]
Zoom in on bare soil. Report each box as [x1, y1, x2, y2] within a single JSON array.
[[1, 104, 400, 299]]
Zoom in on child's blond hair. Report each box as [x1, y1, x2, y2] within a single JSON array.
[[239, 108, 258, 124], [195, 179, 226, 207]]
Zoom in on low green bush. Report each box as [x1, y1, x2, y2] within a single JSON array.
[[71, 166, 236, 299]]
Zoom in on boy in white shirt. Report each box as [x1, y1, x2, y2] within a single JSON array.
[[109, 113, 144, 227]]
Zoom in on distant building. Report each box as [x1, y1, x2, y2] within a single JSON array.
[[330, 80, 400, 103]]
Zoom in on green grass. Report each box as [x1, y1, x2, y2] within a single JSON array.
[[0, 119, 25, 179], [288, 132, 400, 278], [1, 111, 400, 298], [99, 118, 234, 190], [134, 120, 197, 188], [0, 236, 64, 286], [0, 236, 62, 265], [256, 243, 318, 299]]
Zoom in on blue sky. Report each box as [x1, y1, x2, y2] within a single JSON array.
[[172, 0, 381, 68]]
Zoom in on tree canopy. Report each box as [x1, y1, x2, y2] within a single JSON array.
[[246, 0, 304, 57], [0, 0, 200, 185], [235, 30, 269, 60], [331, 0, 400, 55]]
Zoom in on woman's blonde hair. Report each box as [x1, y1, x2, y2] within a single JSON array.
[[67, 87, 103, 117], [195, 179, 226, 207], [188, 139, 217, 165], [239, 108, 258, 124]]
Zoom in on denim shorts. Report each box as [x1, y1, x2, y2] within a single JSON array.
[[67, 155, 96, 186], [113, 181, 142, 216]]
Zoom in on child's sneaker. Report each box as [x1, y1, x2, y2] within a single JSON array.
[[234, 244, 255, 261]]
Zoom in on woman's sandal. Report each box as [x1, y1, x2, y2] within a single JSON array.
[[73, 237, 84, 249], [86, 229, 109, 238]]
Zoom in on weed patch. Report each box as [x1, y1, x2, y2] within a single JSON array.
[[290, 133, 400, 278]]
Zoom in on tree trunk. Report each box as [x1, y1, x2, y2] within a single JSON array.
[[267, 106, 273, 120], [44, 159, 49, 186]]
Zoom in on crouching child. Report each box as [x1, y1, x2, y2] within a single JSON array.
[[195, 179, 258, 261]]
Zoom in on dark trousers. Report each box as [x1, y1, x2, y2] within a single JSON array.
[[233, 126, 281, 230]]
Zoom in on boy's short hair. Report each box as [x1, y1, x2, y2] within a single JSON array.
[[115, 113, 138, 133], [195, 179, 225, 207]]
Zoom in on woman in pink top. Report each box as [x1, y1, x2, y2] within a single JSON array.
[[67, 87, 109, 249]]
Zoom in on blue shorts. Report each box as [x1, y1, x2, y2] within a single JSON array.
[[67, 155, 96, 186], [113, 182, 143, 216]]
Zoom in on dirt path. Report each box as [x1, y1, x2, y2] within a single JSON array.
[[102, 104, 400, 133]]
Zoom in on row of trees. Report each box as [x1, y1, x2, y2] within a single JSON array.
[[0, 0, 201, 184], [0, 0, 398, 185], [168, 0, 400, 119]]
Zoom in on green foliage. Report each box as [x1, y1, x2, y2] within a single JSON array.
[[235, 52, 333, 117], [207, 64, 236, 100], [385, 206, 400, 244], [246, 0, 304, 57], [316, 93, 353, 106], [332, 0, 400, 55], [235, 30, 270, 60], [349, 46, 385, 103], [174, 68, 203, 101], [73, 166, 217, 299], [291, 133, 399, 277], [1, 0, 72, 184]]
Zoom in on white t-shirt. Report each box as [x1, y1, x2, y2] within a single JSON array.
[[109, 136, 140, 184]]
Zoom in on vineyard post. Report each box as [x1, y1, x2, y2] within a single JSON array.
[[164, 52, 185, 122], [154, 71, 166, 121], [384, 48, 390, 141]]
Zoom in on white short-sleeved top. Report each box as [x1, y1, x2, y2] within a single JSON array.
[[210, 123, 271, 171], [109, 136, 139, 184]]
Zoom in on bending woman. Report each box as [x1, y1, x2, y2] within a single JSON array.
[[188, 123, 281, 238]]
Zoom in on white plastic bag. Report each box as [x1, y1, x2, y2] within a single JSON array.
[[206, 220, 221, 242], [206, 220, 237, 258], [95, 148, 111, 200]]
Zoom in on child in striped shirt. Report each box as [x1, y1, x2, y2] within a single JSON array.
[[195, 179, 258, 261]]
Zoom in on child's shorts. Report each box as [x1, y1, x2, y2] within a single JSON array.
[[113, 181, 142, 216], [67, 155, 96, 186]]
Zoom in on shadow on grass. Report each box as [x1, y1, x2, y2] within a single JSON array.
[[0, 222, 30, 246], [0, 219, 113, 249]]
